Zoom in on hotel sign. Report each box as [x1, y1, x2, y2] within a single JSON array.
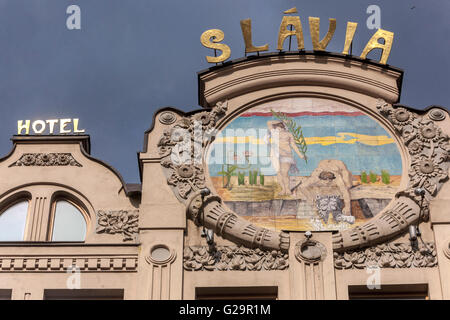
[[201, 7, 394, 64], [17, 118, 85, 135]]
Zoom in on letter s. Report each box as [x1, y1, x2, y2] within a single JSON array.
[[200, 29, 231, 63]]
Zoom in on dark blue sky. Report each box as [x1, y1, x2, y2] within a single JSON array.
[[0, 0, 448, 183]]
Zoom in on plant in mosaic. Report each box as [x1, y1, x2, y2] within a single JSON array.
[[238, 171, 245, 185], [369, 171, 377, 183], [361, 171, 368, 183], [218, 164, 238, 189], [381, 170, 390, 184]]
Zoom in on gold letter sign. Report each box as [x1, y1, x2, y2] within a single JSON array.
[[360, 29, 394, 64], [200, 29, 231, 63], [240, 19, 269, 53], [277, 16, 305, 51], [201, 8, 395, 65], [309, 17, 336, 51], [342, 22, 358, 55]]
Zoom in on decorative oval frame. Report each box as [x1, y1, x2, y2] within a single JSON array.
[[156, 94, 449, 254]]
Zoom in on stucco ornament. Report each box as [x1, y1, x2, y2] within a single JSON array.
[[332, 100, 449, 252], [444, 239, 450, 260], [334, 242, 437, 269], [96, 210, 139, 241], [157, 100, 290, 253], [183, 246, 288, 271], [10, 153, 82, 167], [295, 238, 327, 263], [158, 111, 177, 125], [428, 107, 446, 121]]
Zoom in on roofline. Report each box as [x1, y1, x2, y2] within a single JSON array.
[[197, 50, 405, 107], [393, 104, 449, 114], [11, 134, 91, 154], [9, 135, 141, 198]]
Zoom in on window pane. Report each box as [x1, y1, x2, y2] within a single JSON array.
[[0, 201, 28, 241], [52, 200, 86, 241]]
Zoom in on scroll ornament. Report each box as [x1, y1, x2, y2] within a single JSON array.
[[96, 210, 139, 241], [157, 101, 290, 253], [183, 246, 289, 271]]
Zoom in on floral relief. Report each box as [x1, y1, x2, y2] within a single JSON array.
[[10, 153, 82, 167], [183, 246, 289, 271], [334, 242, 437, 269], [96, 210, 139, 241], [377, 101, 450, 218]]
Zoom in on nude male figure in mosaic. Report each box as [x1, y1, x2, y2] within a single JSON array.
[[267, 120, 305, 196]]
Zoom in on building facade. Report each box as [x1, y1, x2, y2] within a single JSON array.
[[0, 52, 449, 300]]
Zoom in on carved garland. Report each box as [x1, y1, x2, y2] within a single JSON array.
[[96, 210, 139, 241], [9, 153, 82, 167], [334, 242, 437, 269], [183, 246, 288, 271]]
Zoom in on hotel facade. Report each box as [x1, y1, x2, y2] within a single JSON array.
[[0, 51, 449, 300]]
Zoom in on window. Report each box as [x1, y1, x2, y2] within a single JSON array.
[[0, 290, 12, 300], [0, 200, 29, 241], [44, 289, 124, 300], [196, 287, 278, 300], [50, 200, 87, 241], [348, 284, 429, 300]]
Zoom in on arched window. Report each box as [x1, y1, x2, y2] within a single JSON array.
[[0, 200, 29, 241], [51, 200, 87, 242]]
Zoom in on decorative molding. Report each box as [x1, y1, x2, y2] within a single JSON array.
[[295, 239, 327, 263], [0, 255, 138, 273], [444, 239, 450, 260], [145, 244, 177, 300], [204, 69, 399, 100], [333, 100, 450, 251], [146, 245, 177, 266], [428, 108, 446, 121], [183, 246, 288, 271], [9, 153, 82, 167], [334, 242, 437, 269], [159, 111, 177, 125], [157, 100, 290, 253], [96, 210, 139, 242], [200, 54, 402, 104]]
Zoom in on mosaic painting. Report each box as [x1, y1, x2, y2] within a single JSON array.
[[207, 98, 403, 231]]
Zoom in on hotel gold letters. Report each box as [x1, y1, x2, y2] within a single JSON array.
[[17, 119, 85, 135], [201, 8, 394, 64]]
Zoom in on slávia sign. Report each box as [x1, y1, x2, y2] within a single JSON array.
[[200, 7, 394, 65]]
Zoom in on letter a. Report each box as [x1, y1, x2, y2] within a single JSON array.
[[66, 5, 81, 30], [277, 16, 304, 50], [360, 29, 394, 65]]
